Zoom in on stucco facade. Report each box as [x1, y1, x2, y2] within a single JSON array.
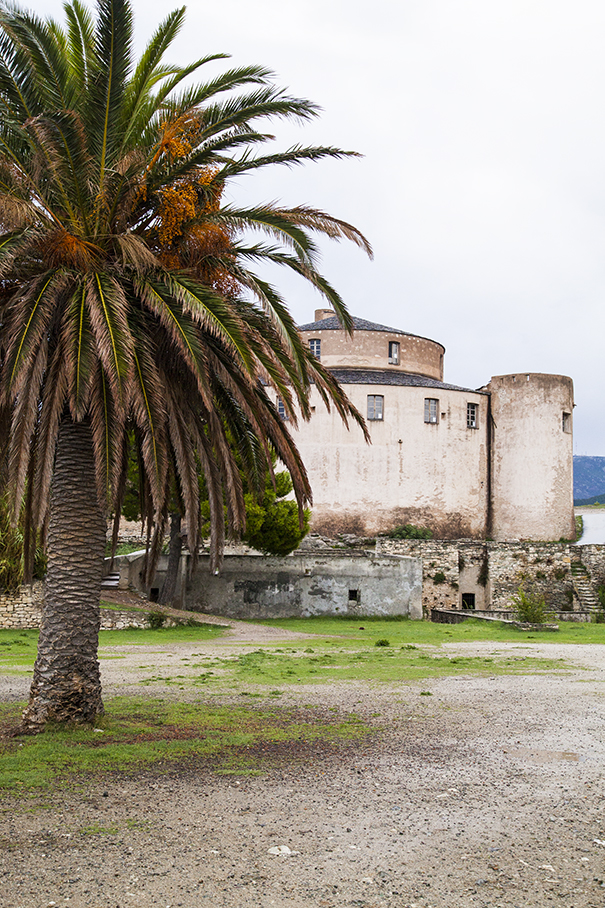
[[288, 311, 574, 542]]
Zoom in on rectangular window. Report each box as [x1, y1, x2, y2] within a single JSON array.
[[562, 412, 571, 433], [388, 341, 400, 365], [277, 398, 288, 420], [367, 395, 384, 420], [309, 338, 321, 359], [467, 402, 478, 429], [424, 398, 438, 424]]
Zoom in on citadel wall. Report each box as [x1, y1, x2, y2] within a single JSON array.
[[488, 373, 575, 542], [291, 383, 490, 538]]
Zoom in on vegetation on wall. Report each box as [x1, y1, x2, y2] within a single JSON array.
[[383, 524, 433, 540]]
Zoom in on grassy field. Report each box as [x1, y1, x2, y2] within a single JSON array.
[[1, 615, 601, 791], [253, 614, 605, 645], [0, 698, 372, 790]]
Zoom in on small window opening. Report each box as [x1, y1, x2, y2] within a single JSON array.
[[388, 341, 400, 365], [309, 338, 321, 359], [562, 412, 571, 433], [348, 589, 359, 602], [424, 398, 438, 423], [467, 402, 478, 429], [461, 593, 475, 609], [277, 398, 288, 420], [367, 395, 384, 420], [149, 587, 160, 602]]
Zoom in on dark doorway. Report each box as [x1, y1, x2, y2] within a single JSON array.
[[461, 593, 476, 610]]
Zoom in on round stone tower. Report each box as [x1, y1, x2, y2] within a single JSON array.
[[487, 373, 575, 541]]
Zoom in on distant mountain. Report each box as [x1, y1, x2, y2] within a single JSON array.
[[573, 456, 605, 502], [575, 493, 605, 506]]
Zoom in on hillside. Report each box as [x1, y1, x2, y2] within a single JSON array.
[[573, 455, 605, 502]]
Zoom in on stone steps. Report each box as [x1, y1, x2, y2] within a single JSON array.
[[570, 564, 600, 610]]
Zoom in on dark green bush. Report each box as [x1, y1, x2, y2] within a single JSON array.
[[511, 582, 553, 624], [384, 524, 433, 540], [147, 611, 167, 629]]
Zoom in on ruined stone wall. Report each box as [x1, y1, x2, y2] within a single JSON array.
[[487, 542, 574, 611], [578, 545, 605, 589], [376, 538, 459, 611], [376, 537, 586, 612]]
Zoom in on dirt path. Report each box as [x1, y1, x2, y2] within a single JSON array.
[[1, 633, 605, 908]]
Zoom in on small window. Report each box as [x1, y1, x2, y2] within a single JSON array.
[[367, 395, 384, 420], [562, 412, 571, 433], [461, 593, 476, 610], [388, 341, 400, 365], [467, 402, 478, 429], [277, 398, 288, 420], [309, 338, 321, 359], [424, 398, 438, 424], [348, 589, 359, 602]]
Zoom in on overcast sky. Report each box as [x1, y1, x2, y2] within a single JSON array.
[[37, 0, 605, 454]]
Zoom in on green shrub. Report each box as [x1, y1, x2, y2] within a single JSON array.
[[147, 611, 167, 629], [374, 638, 390, 647], [511, 582, 553, 624], [0, 494, 46, 592], [384, 524, 433, 540], [432, 571, 446, 585]]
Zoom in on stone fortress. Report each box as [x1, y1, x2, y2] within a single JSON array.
[[291, 309, 576, 544]]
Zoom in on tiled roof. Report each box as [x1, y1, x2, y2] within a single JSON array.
[[298, 315, 413, 335], [329, 368, 488, 394]]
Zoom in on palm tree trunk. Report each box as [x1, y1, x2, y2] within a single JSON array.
[[159, 511, 182, 606], [21, 417, 107, 731]]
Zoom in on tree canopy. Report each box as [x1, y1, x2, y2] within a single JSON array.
[[0, 0, 370, 574]]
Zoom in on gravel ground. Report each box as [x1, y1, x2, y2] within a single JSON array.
[[1, 631, 605, 908]]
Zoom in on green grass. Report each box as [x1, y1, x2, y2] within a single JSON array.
[[98, 622, 226, 646], [253, 615, 605, 645], [0, 698, 372, 791], [0, 623, 226, 670]]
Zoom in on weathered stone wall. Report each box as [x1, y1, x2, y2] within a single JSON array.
[[0, 582, 43, 628], [0, 582, 148, 630], [185, 551, 422, 619], [487, 542, 574, 611], [579, 545, 605, 589], [376, 539, 459, 612], [99, 608, 148, 629], [375, 537, 602, 613]]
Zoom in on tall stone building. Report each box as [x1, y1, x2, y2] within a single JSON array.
[[287, 309, 575, 542]]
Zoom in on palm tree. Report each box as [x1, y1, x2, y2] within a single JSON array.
[[0, 0, 371, 731]]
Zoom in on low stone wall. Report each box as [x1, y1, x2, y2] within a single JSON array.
[[432, 608, 591, 624], [0, 583, 149, 630], [100, 608, 149, 629], [0, 582, 43, 628]]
